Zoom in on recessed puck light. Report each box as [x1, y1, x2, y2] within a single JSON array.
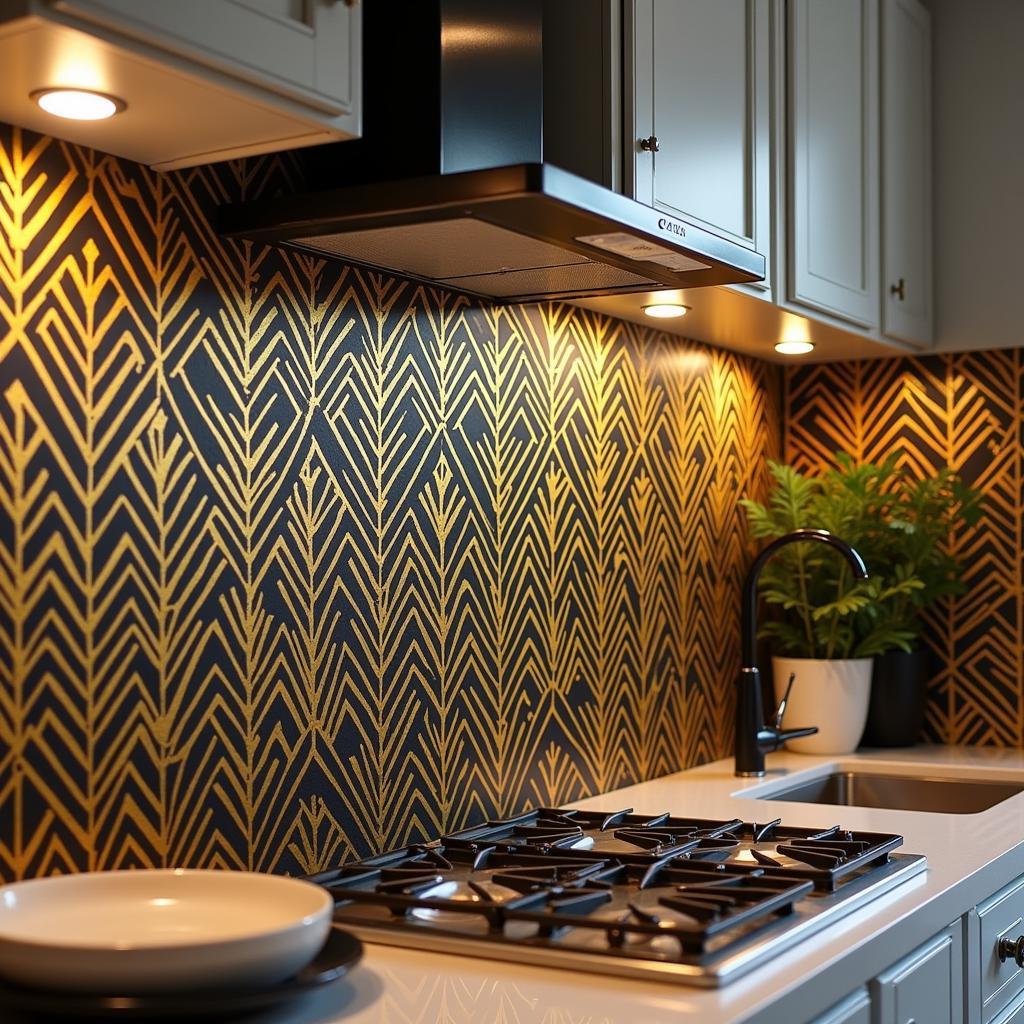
[[774, 340, 815, 356], [32, 88, 125, 121], [642, 302, 690, 319]]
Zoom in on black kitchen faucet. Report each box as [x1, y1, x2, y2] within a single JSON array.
[[735, 528, 869, 777]]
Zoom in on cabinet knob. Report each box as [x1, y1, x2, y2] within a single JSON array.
[[998, 935, 1024, 968], [890, 277, 906, 301], [639, 135, 660, 153]]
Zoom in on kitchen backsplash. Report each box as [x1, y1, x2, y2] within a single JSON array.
[[786, 352, 1024, 747], [0, 125, 781, 880]]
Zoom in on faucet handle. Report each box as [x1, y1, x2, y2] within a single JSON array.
[[773, 672, 796, 730], [773, 725, 819, 745], [762, 671, 818, 752]]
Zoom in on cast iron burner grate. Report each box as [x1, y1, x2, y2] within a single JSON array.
[[308, 807, 919, 983]]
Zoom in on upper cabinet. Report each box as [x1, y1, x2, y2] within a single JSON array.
[[788, 0, 880, 329], [612, 0, 935, 360], [628, 0, 775, 295], [51, 0, 358, 117], [881, 0, 933, 346], [786, 0, 933, 345], [0, 0, 361, 169]]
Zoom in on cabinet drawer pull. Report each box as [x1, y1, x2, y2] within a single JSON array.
[[890, 277, 906, 301], [998, 934, 1024, 968]]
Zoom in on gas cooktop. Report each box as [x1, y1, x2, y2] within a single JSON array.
[[308, 807, 926, 987]]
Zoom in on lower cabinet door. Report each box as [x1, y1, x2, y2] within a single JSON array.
[[870, 923, 963, 1024], [977, 875, 1024, 1021], [813, 988, 871, 1023]]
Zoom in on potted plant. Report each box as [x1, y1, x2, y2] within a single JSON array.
[[740, 459, 926, 754], [853, 460, 982, 745]]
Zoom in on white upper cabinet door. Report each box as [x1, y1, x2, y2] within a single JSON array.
[[629, 0, 774, 295], [788, 0, 880, 328], [50, 0, 360, 124], [881, 0, 933, 346]]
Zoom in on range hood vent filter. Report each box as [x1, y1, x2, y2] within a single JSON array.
[[296, 218, 660, 301]]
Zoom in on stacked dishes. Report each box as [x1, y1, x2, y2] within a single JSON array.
[[0, 869, 360, 1018]]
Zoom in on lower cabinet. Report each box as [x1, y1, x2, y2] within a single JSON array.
[[811, 922, 962, 1024], [975, 874, 1024, 1022], [870, 923, 963, 1023], [807, 871, 1024, 1024]]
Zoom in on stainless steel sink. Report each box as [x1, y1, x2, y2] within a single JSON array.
[[755, 771, 1024, 814]]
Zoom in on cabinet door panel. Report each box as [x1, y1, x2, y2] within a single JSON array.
[[789, 0, 879, 327], [871, 924, 962, 1024], [51, 0, 358, 114], [652, 0, 749, 239], [630, 0, 772, 292], [881, 0, 932, 345]]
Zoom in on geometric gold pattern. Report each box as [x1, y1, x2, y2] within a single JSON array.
[[785, 352, 1024, 746], [0, 123, 781, 879]]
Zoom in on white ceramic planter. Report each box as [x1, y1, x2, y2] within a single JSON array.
[[772, 656, 873, 754]]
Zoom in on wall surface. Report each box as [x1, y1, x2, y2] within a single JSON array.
[[786, 351, 1024, 744], [0, 125, 781, 880], [930, 0, 1024, 351]]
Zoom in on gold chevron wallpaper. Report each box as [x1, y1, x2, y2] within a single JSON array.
[[785, 353, 1024, 747], [0, 124, 783, 880]]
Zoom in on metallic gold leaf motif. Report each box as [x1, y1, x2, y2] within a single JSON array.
[[0, 124, 781, 879], [785, 355, 1023, 746]]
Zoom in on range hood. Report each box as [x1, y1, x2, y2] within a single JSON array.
[[220, 1, 765, 303]]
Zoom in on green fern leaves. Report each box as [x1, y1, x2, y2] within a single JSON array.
[[741, 454, 982, 660]]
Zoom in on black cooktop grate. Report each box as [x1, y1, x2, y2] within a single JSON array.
[[307, 807, 907, 964]]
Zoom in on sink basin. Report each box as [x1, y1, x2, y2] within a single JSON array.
[[753, 771, 1024, 814]]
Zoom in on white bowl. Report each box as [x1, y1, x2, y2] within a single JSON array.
[[0, 869, 333, 994]]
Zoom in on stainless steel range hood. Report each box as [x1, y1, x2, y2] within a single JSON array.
[[220, 1, 765, 303]]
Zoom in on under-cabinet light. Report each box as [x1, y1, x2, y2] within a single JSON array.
[[642, 302, 690, 319], [32, 88, 125, 121], [774, 340, 815, 356]]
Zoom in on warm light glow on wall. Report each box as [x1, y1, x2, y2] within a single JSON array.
[[775, 312, 814, 356], [32, 88, 125, 121]]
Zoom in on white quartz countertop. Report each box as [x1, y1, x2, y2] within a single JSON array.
[[255, 746, 1024, 1024]]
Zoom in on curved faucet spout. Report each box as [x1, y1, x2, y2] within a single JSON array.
[[734, 528, 868, 777], [740, 528, 868, 668]]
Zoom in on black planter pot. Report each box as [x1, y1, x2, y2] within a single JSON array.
[[861, 649, 929, 747]]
